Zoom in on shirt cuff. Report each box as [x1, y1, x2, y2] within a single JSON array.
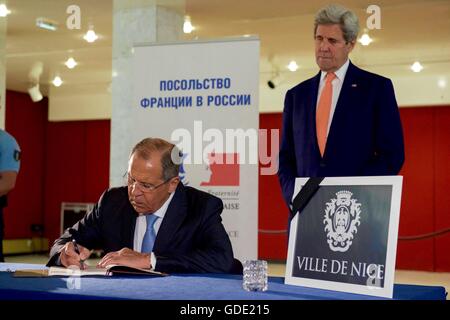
[[150, 252, 157, 270]]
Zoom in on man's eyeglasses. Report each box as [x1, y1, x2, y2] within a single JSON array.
[[125, 173, 173, 193]]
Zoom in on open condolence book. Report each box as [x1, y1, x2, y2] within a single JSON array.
[[13, 265, 168, 277]]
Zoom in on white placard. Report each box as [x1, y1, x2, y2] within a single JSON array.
[[285, 176, 403, 298]]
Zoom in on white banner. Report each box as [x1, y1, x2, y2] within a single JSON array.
[[131, 38, 260, 261]]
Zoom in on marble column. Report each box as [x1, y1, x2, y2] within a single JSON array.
[[110, 0, 184, 186]]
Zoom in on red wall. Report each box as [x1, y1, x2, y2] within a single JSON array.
[[4, 91, 47, 238], [258, 113, 288, 260], [434, 108, 450, 272], [3, 90, 449, 271], [396, 109, 435, 270], [4, 91, 110, 243], [396, 107, 450, 272], [43, 120, 110, 242]]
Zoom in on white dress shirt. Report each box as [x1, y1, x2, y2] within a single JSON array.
[[133, 191, 175, 269], [316, 59, 350, 136]]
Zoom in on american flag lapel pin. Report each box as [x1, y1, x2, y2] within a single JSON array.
[[351, 83, 357, 87]]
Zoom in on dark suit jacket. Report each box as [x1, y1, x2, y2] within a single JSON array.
[[278, 61, 405, 208], [47, 183, 236, 274]]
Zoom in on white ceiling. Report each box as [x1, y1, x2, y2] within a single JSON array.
[[4, 0, 450, 100]]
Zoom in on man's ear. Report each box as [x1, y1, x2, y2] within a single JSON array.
[[168, 176, 180, 193], [347, 40, 356, 52]]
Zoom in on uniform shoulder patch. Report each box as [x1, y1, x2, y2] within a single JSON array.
[[14, 150, 21, 161]]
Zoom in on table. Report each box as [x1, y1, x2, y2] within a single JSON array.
[[0, 263, 446, 300]]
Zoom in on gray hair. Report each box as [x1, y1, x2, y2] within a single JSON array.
[[130, 137, 181, 181], [314, 4, 359, 43]]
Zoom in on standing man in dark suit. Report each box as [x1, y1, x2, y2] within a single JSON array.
[[278, 4, 404, 211], [47, 138, 238, 274]]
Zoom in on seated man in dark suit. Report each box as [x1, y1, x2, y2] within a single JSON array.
[[47, 137, 239, 274]]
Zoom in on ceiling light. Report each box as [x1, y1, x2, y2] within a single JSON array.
[[287, 61, 299, 72], [437, 78, 447, 89], [83, 28, 98, 43], [65, 57, 77, 69], [410, 61, 423, 73], [28, 84, 43, 103], [0, 4, 11, 17], [183, 16, 194, 34], [36, 17, 58, 31], [52, 76, 63, 87], [267, 71, 281, 89], [358, 33, 373, 46]]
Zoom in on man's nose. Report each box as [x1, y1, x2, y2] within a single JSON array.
[[319, 40, 331, 51], [130, 183, 143, 196]]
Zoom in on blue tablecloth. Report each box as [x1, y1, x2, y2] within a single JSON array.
[[0, 263, 446, 300]]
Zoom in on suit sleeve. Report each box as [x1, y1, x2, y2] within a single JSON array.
[[46, 191, 106, 267], [362, 79, 405, 175], [278, 89, 297, 207], [153, 199, 234, 274]]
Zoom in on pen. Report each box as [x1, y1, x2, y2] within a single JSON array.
[[72, 239, 85, 269]]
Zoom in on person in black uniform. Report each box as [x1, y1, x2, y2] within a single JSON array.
[[0, 129, 21, 262]]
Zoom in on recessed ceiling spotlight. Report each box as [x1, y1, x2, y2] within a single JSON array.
[[83, 27, 98, 43], [65, 57, 77, 69], [410, 61, 423, 73], [287, 61, 299, 72], [183, 16, 194, 34], [0, 4, 11, 17], [52, 76, 63, 87], [358, 33, 373, 46], [437, 78, 447, 89]]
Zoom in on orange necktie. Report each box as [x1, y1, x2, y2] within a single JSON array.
[[316, 72, 336, 157]]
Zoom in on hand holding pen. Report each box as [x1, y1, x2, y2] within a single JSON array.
[[59, 239, 91, 269], [72, 239, 87, 269]]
